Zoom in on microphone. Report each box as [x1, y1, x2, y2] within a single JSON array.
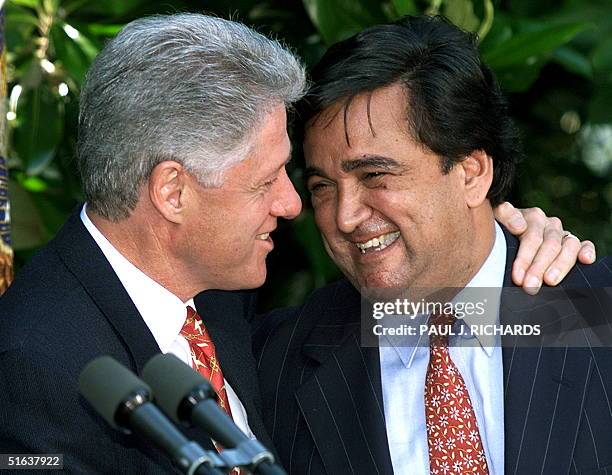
[[142, 353, 286, 475], [78, 356, 224, 475]]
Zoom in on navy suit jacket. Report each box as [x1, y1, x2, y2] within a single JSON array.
[[0, 208, 272, 473], [254, 230, 612, 474]]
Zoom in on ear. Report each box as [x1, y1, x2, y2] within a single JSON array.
[[148, 161, 187, 224], [458, 150, 494, 208]]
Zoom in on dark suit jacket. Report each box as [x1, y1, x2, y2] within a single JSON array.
[[254, 230, 612, 474], [0, 208, 272, 473]]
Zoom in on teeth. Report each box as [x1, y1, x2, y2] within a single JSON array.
[[257, 233, 270, 240], [356, 231, 400, 253]]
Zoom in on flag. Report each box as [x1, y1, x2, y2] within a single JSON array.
[[0, 2, 14, 294]]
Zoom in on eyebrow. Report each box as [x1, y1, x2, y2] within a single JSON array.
[[304, 166, 326, 181], [304, 155, 403, 181], [341, 155, 402, 173]]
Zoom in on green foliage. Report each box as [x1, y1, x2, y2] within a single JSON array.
[[12, 85, 63, 174], [302, 0, 387, 45], [482, 19, 592, 91], [391, 0, 418, 17], [4, 0, 611, 309]]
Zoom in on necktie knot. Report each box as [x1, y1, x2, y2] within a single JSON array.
[[181, 306, 204, 340], [186, 305, 197, 319], [428, 312, 457, 346]]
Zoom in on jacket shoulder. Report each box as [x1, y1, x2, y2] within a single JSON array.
[[253, 279, 359, 359], [561, 255, 612, 287]]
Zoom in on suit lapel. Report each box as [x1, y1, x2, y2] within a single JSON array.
[[194, 290, 275, 452], [295, 284, 393, 474], [53, 207, 160, 373], [500, 228, 591, 474]]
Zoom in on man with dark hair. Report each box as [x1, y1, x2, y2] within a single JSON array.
[[255, 16, 612, 474]]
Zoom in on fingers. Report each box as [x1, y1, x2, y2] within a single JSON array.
[[493, 201, 527, 234], [540, 233, 582, 287], [517, 216, 564, 294], [502, 205, 597, 294], [578, 240, 596, 264], [509, 207, 549, 287]]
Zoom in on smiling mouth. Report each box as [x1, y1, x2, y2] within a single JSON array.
[[256, 232, 270, 240], [355, 231, 401, 254]]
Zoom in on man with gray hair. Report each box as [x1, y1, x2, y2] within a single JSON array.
[[0, 13, 305, 473], [0, 11, 592, 474]]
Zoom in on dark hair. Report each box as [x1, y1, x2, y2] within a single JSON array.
[[303, 15, 521, 206]]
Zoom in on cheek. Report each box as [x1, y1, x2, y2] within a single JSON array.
[[234, 200, 269, 233], [313, 203, 337, 239]]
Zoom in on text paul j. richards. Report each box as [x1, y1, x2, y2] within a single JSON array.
[[371, 323, 542, 337]]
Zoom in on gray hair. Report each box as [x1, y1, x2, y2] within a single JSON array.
[[77, 13, 306, 220]]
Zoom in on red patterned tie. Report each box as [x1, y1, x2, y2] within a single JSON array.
[[181, 306, 242, 475], [425, 314, 489, 474], [181, 306, 233, 415]]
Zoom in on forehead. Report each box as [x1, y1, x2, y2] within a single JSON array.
[[222, 104, 290, 183], [252, 104, 289, 152], [249, 105, 291, 167], [303, 83, 413, 164]]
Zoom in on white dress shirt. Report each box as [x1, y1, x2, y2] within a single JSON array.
[[80, 204, 254, 439], [380, 222, 507, 474]]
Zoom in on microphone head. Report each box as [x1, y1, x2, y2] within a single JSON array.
[[142, 353, 214, 423], [78, 356, 152, 429]]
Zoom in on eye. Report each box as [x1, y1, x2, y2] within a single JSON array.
[[363, 171, 387, 180], [261, 177, 278, 188], [308, 181, 328, 194]]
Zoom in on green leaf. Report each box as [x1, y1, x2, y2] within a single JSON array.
[[7, 180, 49, 251], [61, 22, 99, 61], [49, 23, 92, 84], [5, 8, 39, 28], [86, 23, 125, 37], [21, 176, 49, 192], [7, 0, 40, 8], [62, 0, 151, 19], [443, 0, 480, 33], [302, 0, 387, 46], [591, 37, 612, 77], [391, 0, 417, 16], [553, 46, 593, 79], [479, 18, 513, 53], [4, 6, 38, 51], [482, 21, 591, 70], [494, 59, 546, 92], [11, 86, 63, 175]]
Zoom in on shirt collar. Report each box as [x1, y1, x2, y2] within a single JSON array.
[[384, 222, 507, 366], [454, 222, 507, 355], [80, 204, 189, 353]]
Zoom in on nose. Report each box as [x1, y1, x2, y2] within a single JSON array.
[[271, 168, 302, 220], [336, 188, 370, 234]]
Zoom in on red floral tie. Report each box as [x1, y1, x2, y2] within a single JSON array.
[[181, 306, 242, 474], [425, 314, 489, 474]]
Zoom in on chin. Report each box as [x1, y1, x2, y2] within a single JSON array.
[[249, 267, 268, 289], [225, 268, 267, 290], [357, 268, 403, 289]]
